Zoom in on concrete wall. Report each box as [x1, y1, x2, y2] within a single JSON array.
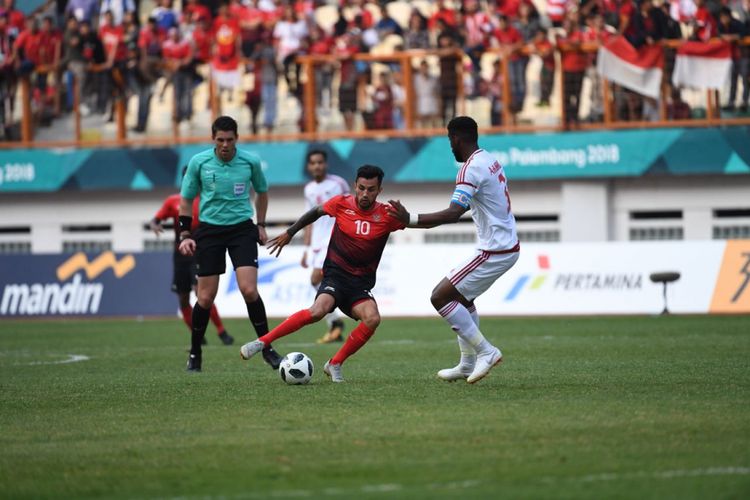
[[1, 175, 748, 253]]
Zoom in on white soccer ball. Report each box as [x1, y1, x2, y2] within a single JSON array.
[[278, 352, 314, 385]]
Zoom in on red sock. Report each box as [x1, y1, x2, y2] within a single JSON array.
[[209, 304, 225, 334], [180, 305, 193, 330], [330, 322, 375, 365], [259, 309, 314, 344]]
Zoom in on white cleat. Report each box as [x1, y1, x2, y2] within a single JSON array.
[[323, 360, 344, 383], [466, 347, 503, 384], [437, 364, 474, 382], [239, 339, 265, 360]]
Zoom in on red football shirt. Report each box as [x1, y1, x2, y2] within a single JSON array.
[[154, 194, 201, 246], [322, 195, 405, 283]]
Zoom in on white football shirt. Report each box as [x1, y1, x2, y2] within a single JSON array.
[[304, 174, 350, 250], [452, 149, 518, 251]]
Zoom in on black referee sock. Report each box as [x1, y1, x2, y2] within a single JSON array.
[[191, 303, 211, 355], [246, 296, 269, 338]]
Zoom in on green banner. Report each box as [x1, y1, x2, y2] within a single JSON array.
[[0, 127, 748, 193]]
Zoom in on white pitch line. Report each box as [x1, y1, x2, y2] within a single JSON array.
[[161, 479, 481, 500], [539, 466, 750, 484], [25, 354, 90, 366]]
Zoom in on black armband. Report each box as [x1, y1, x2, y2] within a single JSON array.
[[178, 215, 192, 233]]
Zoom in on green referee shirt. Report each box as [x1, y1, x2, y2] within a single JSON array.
[[180, 148, 268, 226]]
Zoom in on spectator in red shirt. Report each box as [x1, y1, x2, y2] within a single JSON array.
[[493, 14, 526, 116], [462, 0, 493, 95], [333, 31, 360, 131], [309, 24, 334, 111], [13, 17, 42, 76], [162, 27, 194, 123], [429, 0, 457, 32], [368, 70, 394, 130], [182, 0, 211, 25], [583, 12, 610, 122], [133, 17, 164, 132], [531, 27, 555, 107], [558, 15, 588, 127], [3, 0, 24, 35], [231, 0, 266, 58], [692, 0, 718, 41], [211, 3, 242, 100], [190, 15, 212, 64]]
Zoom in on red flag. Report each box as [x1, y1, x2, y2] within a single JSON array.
[[596, 37, 664, 98], [672, 41, 732, 90]]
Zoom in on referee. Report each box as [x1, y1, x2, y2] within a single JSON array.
[[178, 115, 282, 372]]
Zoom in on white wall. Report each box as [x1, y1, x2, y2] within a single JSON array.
[[0, 175, 748, 254]]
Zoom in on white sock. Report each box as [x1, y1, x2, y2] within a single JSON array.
[[457, 337, 476, 367], [438, 301, 493, 356]]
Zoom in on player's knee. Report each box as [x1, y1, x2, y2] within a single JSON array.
[[430, 291, 445, 310], [361, 312, 380, 330], [195, 294, 214, 309], [239, 284, 259, 302], [308, 305, 328, 321]]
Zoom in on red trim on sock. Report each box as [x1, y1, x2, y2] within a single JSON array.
[[259, 309, 314, 344], [209, 304, 225, 334], [330, 322, 375, 365], [180, 306, 193, 330]]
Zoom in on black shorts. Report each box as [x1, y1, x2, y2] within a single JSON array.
[[316, 266, 375, 319], [194, 220, 260, 277], [338, 86, 357, 113], [171, 250, 197, 293]]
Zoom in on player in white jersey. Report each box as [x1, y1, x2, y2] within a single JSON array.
[[387, 116, 519, 384], [301, 150, 350, 343]]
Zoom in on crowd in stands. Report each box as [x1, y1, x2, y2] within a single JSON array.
[[1, 0, 749, 140]]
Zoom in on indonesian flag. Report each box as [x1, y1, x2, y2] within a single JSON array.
[[672, 41, 732, 90], [597, 37, 664, 99]]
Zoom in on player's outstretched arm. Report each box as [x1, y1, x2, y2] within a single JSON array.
[[386, 199, 466, 229], [267, 206, 326, 258]]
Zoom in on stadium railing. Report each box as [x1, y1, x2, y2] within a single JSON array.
[[3, 36, 750, 149]]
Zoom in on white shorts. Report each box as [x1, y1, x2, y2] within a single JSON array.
[[310, 247, 327, 269], [447, 248, 520, 302], [212, 68, 241, 91]]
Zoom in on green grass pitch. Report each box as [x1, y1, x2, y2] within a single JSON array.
[[1, 315, 749, 499]]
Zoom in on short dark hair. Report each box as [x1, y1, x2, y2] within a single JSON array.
[[447, 116, 478, 143], [211, 115, 238, 137], [306, 149, 327, 163], [356, 165, 384, 186]]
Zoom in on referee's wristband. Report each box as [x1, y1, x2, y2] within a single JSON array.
[[178, 215, 192, 232], [179, 231, 192, 242], [409, 213, 418, 226], [257, 222, 267, 228]]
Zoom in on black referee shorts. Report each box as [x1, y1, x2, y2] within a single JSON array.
[[193, 220, 260, 277]]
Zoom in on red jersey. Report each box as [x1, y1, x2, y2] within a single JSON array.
[[14, 29, 43, 64], [322, 195, 405, 285], [212, 17, 240, 70], [100, 25, 126, 62], [154, 194, 201, 246]]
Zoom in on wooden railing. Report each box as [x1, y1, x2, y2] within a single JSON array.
[[4, 37, 750, 149]]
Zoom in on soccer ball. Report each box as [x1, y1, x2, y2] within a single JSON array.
[[278, 352, 314, 385]]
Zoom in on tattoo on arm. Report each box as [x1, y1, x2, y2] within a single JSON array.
[[286, 206, 325, 238]]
